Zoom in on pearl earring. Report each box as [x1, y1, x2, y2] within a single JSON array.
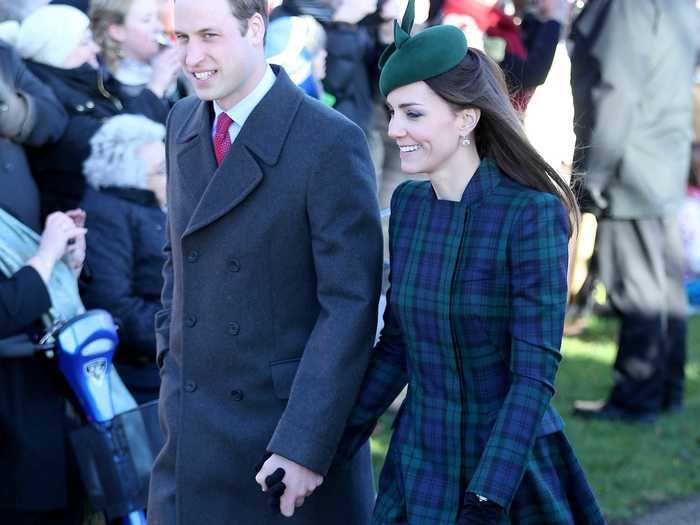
[[461, 136, 471, 146]]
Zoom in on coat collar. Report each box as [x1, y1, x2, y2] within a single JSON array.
[[428, 157, 502, 208], [175, 65, 303, 166], [175, 66, 304, 237], [460, 157, 502, 207]]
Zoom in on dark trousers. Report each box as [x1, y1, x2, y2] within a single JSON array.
[[596, 216, 688, 413]]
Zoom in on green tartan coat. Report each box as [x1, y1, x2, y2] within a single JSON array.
[[340, 159, 605, 524]]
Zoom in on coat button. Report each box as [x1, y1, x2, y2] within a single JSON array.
[[75, 104, 85, 112], [227, 258, 240, 273], [184, 380, 197, 393], [230, 389, 244, 401], [86, 100, 95, 109], [227, 322, 240, 336], [187, 250, 200, 263], [185, 315, 197, 327]]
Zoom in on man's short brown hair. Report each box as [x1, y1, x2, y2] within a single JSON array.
[[227, 0, 268, 33]]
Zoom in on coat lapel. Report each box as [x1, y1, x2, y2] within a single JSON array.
[[177, 66, 304, 238], [174, 100, 217, 206]]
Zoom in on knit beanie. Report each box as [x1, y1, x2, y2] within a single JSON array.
[[15, 5, 90, 67]]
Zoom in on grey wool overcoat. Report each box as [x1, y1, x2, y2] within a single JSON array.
[[147, 66, 383, 524]]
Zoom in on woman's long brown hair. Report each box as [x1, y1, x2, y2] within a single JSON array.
[[424, 49, 580, 237]]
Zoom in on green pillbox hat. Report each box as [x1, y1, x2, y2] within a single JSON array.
[[378, 0, 468, 97]]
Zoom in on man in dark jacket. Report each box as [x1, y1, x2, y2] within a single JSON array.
[[147, 0, 382, 523], [0, 40, 86, 525], [571, 0, 699, 422]]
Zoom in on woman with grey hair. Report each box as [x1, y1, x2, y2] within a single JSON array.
[[80, 113, 167, 403]]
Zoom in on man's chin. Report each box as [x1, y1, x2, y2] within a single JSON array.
[[193, 90, 216, 101]]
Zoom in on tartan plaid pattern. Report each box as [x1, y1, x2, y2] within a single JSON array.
[[341, 159, 605, 524]]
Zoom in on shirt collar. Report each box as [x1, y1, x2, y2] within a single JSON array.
[[213, 65, 276, 127]]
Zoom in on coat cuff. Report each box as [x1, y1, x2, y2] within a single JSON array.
[[17, 265, 52, 315], [267, 418, 337, 476]]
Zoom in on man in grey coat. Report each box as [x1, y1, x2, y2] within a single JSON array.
[[146, 0, 383, 523], [571, 0, 699, 421]]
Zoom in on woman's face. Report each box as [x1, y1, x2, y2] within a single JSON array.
[[141, 140, 167, 207], [63, 29, 101, 69], [112, 0, 163, 63], [386, 81, 467, 176]]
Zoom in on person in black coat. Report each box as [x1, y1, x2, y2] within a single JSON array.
[[12, 4, 169, 215], [80, 114, 167, 404], [0, 42, 89, 525]]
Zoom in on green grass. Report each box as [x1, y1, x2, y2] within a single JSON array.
[[369, 316, 700, 522]]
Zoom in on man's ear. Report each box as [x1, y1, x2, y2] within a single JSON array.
[[247, 13, 266, 46], [458, 107, 481, 136]]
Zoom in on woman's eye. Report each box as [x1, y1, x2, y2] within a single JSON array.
[[406, 112, 422, 119]]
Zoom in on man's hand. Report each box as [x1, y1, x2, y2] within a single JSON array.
[[255, 453, 323, 518]]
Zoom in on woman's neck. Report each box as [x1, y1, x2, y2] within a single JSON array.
[[430, 146, 481, 202]]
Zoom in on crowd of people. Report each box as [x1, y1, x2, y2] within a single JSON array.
[[0, 0, 698, 524]]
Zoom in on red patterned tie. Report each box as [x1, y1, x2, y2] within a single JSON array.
[[213, 112, 233, 166]]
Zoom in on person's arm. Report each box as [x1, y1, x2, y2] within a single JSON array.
[[335, 183, 413, 460], [0, 45, 67, 145], [266, 121, 383, 475], [584, 0, 655, 196], [466, 194, 568, 511], [499, 15, 561, 91], [0, 210, 87, 339], [0, 267, 51, 339], [335, 284, 408, 460]]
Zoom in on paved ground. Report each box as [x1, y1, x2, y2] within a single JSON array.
[[615, 495, 700, 525]]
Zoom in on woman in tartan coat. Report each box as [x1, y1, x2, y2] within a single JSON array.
[[337, 2, 606, 524]]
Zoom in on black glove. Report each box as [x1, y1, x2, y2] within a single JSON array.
[[254, 453, 286, 514], [456, 492, 504, 525]]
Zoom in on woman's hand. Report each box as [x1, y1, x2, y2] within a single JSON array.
[[64, 209, 87, 277], [26, 211, 88, 283], [148, 47, 180, 98]]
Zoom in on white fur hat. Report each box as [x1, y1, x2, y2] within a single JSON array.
[[15, 5, 90, 67]]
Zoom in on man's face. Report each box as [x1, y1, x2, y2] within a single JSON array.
[[174, 0, 266, 110]]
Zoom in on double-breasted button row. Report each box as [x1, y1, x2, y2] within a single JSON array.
[[228, 322, 240, 336], [184, 380, 197, 393], [187, 250, 200, 263], [184, 314, 197, 327]]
